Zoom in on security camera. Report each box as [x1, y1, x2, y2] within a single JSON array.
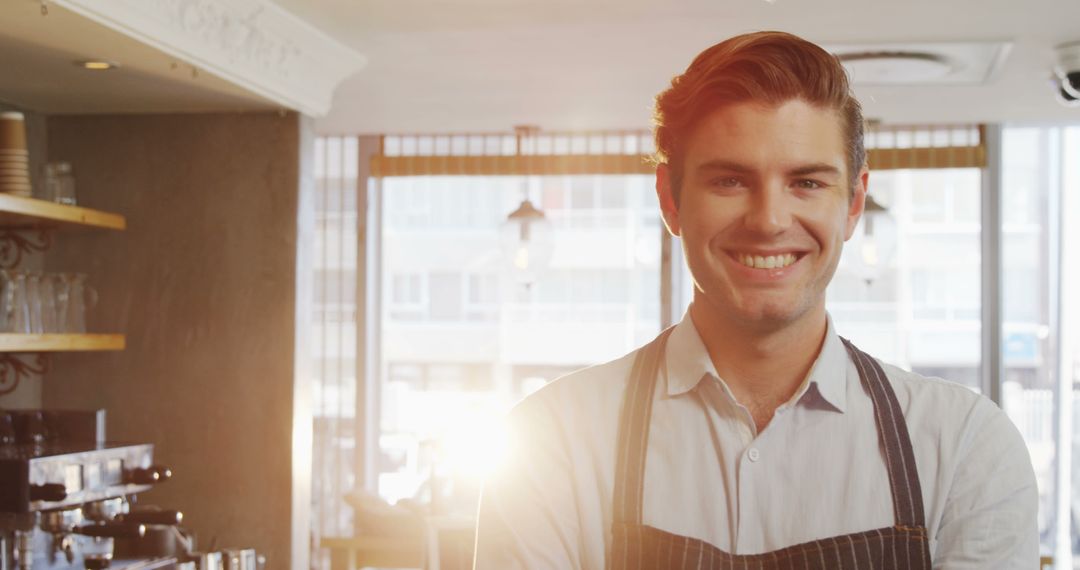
[[1053, 41, 1080, 102], [1055, 79, 1079, 107], [1064, 72, 1080, 98]]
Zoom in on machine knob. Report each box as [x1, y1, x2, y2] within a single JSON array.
[[13, 411, 47, 445], [84, 555, 112, 569], [0, 413, 15, 445], [29, 483, 67, 502], [76, 523, 146, 539], [126, 465, 172, 485], [119, 509, 183, 526]]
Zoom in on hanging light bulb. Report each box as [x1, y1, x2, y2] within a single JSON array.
[[501, 196, 553, 286], [501, 126, 553, 286], [843, 194, 897, 285]]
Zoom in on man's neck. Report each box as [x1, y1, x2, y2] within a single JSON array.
[[688, 298, 828, 409]]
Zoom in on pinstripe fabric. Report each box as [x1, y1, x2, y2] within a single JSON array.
[[608, 333, 932, 570]]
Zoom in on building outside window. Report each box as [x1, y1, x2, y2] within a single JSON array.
[[378, 171, 661, 506]]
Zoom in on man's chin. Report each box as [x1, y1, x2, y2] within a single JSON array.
[[728, 300, 811, 329], [694, 289, 821, 330]]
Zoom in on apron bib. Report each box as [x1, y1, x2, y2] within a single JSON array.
[[607, 329, 932, 569]]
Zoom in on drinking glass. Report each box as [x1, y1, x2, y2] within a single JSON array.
[[44, 162, 77, 205], [39, 273, 59, 333], [59, 273, 96, 333], [27, 273, 43, 334], [0, 270, 13, 332], [8, 272, 32, 334]]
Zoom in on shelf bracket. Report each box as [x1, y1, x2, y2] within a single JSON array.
[[0, 354, 50, 396], [0, 230, 53, 269]]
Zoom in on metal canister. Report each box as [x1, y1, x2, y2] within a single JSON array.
[[222, 548, 257, 570]]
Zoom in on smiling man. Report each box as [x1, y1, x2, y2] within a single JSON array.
[[474, 32, 1038, 569]]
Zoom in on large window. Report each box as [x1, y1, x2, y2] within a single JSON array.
[[309, 126, 1079, 568]]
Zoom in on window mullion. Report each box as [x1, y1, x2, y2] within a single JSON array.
[[980, 124, 1004, 405]]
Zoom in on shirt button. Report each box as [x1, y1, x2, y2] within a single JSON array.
[[748, 448, 760, 462]]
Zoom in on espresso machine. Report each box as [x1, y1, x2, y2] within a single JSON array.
[[0, 409, 211, 570]]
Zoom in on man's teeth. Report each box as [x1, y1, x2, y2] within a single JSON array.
[[737, 253, 798, 269]]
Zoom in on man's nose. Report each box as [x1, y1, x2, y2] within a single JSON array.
[[744, 185, 792, 235]]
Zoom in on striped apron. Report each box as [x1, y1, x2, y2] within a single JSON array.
[[608, 329, 932, 569]]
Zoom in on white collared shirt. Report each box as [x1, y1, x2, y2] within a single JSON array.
[[474, 313, 1040, 569]]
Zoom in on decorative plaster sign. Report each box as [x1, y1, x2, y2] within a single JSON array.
[[52, 0, 366, 116]]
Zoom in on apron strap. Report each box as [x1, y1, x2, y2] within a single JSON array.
[[841, 337, 928, 528], [611, 327, 673, 525]]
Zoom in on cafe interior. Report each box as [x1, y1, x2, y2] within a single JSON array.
[[0, 0, 1078, 568]]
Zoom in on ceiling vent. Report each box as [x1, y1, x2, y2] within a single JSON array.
[[826, 41, 1012, 85]]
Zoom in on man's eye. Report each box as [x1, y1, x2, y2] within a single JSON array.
[[711, 177, 743, 188], [794, 179, 823, 189]]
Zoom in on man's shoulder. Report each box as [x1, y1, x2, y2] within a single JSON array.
[[874, 359, 1008, 436], [878, 360, 982, 399], [509, 347, 640, 422], [524, 348, 639, 403]]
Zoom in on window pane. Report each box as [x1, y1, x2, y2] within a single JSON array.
[[1065, 126, 1080, 564], [1000, 126, 1077, 560], [311, 137, 361, 557], [824, 169, 982, 386], [378, 174, 661, 507]]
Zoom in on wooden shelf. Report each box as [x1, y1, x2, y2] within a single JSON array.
[[0, 194, 125, 230], [0, 334, 126, 352]]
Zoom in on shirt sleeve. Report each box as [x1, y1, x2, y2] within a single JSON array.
[[932, 397, 1041, 569], [473, 397, 584, 570]]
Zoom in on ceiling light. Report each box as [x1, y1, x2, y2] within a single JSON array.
[[501, 126, 553, 288], [843, 194, 897, 285], [76, 60, 118, 71]]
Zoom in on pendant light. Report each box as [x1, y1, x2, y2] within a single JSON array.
[[846, 194, 898, 285], [500, 126, 553, 287]]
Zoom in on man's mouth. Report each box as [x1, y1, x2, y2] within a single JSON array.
[[730, 251, 802, 270]]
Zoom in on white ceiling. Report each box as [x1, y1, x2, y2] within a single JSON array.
[[272, 0, 1080, 134], [0, 1, 280, 114]]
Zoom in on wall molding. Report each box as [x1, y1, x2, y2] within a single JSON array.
[[54, 0, 366, 116]]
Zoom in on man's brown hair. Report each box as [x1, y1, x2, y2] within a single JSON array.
[[653, 31, 866, 206]]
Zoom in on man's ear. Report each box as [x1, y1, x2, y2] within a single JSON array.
[[657, 163, 681, 237], [844, 167, 869, 241]]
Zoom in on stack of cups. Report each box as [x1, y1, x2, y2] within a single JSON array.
[[0, 112, 32, 197]]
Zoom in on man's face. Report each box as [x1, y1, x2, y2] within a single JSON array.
[[657, 99, 867, 331]]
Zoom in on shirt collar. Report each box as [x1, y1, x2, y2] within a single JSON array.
[[663, 313, 719, 397], [663, 311, 849, 413]]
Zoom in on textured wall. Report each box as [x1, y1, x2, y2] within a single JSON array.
[[43, 112, 304, 567]]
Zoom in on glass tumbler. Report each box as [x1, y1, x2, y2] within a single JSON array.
[[26, 273, 44, 334], [39, 273, 59, 333], [0, 270, 13, 332], [7, 272, 32, 334], [44, 162, 77, 205], [60, 273, 96, 333]]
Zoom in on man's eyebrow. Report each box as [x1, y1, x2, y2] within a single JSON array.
[[693, 161, 842, 177], [787, 163, 842, 177], [694, 160, 754, 174]]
